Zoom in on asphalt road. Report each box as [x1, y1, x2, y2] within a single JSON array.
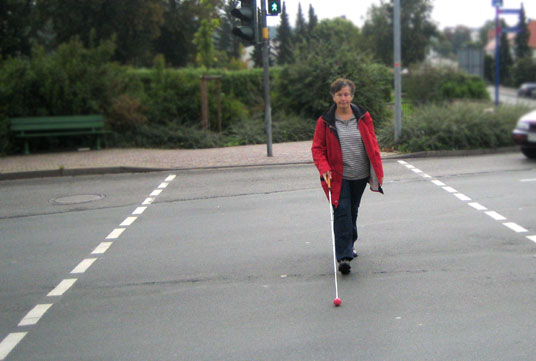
[[488, 85, 536, 107], [1, 152, 535, 360]]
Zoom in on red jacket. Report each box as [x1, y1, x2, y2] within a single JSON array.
[[311, 103, 384, 207]]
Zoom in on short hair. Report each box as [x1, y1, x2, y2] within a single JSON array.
[[330, 78, 356, 96]]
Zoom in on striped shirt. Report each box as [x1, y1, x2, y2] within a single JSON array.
[[335, 115, 370, 180]]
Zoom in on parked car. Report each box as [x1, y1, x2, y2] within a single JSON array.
[[517, 83, 536, 98], [512, 109, 536, 158]]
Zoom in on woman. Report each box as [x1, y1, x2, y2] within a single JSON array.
[[311, 78, 384, 275]]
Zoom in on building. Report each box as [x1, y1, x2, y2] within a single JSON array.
[[485, 19, 536, 58]]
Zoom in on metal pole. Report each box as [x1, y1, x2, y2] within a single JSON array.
[[495, 6, 500, 106], [393, 0, 402, 143], [261, 0, 273, 157]]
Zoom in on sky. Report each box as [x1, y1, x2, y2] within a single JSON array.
[[266, 0, 535, 29]]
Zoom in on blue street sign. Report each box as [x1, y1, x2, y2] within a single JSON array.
[[499, 8, 521, 14], [492, 0, 503, 7]]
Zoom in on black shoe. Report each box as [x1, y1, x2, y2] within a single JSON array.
[[338, 261, 351, 275], [353, 249, 358, 258]]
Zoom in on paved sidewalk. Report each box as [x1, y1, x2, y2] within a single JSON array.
[[0, 141, 401, 180]]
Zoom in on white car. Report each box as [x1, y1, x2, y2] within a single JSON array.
[[512, 109, 536, 158]]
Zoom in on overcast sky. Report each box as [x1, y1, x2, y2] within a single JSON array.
[[266, 0, 535, 29]]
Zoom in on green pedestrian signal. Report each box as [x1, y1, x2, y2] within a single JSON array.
[[268, 0, 281, 15]]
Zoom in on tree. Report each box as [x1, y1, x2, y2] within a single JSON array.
[[515, 5, 531, 59], [499, 30, 513, 84], [0, 0, 33, 58], [275, 1, 293, 65], [156, 0, 201, 67], [307, 4, 318, 34], [34, 0, 165, 66], [362, 0, 437, 66], [294, 3, 307, 44], [193, 0, 223, 68]]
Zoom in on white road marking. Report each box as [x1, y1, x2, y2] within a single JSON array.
[[132, 207, 147, 215], [2, 174, 178, 359], [468, 202, 487, 211], [142, 197, 154, 205], [503, 222, 528, 233], [399, 161, 535, 246], [106, 228, 125, 239], [18, 304, 53, 326], [454, 193, 471, 201], [0, 332, 27, 360], [47, 279, 77, 297], [120, 216, 137, 226], [485, 211, 506, 221], [91, 242, 113, 254], [71, 258, 97, 274]]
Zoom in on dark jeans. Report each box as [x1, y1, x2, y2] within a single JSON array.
[[333, 177, 368, 261]]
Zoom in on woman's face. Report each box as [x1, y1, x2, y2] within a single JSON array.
[[332, 86, 354, 110]]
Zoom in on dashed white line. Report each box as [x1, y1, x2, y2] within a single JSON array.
[[0, 332, 27, 360], [120, 216, 137, 226], [527, 235, 536, 243], [91, 242, 113, 255], [432, 180, 446, 186], [106, 228, 125, 239], [454, 193, 471, 201], [468, 202, 487, 211], [485, 211, 506, 221], [503, 222, 528, 233], [1, 174, 179, 361], [71, 258, 97, 274], [142, 198, 154, 205], [18, 304, 53, 326], [132, 206, 147, 215], [442, 186, 457, 193], [397, 160, 408, 165], [47, 279, 77, 297], [422, 174, 432, 178], [520, 178, 536, 182], [411, 168, 423, 173], [405, 164, 415, 169]]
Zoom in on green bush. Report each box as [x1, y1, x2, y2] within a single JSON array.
[[511, 58, 536, 87], [273, 43, 392, 128], [404, 65, 489, 104], [378, 102, 530, 152]]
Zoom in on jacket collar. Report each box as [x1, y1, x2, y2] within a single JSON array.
[[322, 103, 365, 126]]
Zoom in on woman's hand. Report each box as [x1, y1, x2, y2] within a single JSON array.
[[322, 171, 332, 185]]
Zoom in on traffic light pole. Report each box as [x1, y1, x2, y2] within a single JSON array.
[[393, 0, 402, 143], [261, 0, 273, 157]]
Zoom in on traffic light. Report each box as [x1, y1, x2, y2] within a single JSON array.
[[268, 0, 281, 15], [231, 0, 257, 45]]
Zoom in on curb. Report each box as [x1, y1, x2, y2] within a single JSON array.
[[0, 147, 519, 181]]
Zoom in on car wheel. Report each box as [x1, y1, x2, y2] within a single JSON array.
[[521, 147, 536, 159]]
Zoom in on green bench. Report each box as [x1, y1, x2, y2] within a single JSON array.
[[10, 115, 106, 154]]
